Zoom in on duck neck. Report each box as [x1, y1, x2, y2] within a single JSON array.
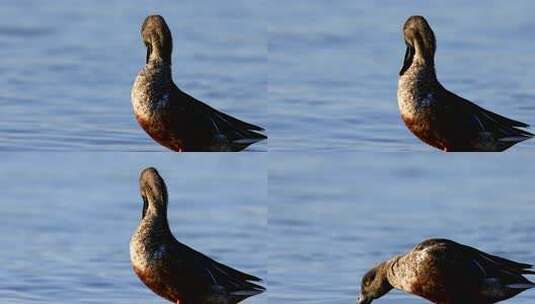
[[139, 208, 171, 237], [385, 256, 403, 289], [401, 61, 439, 88], [145, 59, 172, 81]]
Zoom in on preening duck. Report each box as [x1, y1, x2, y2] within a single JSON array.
[[397, 16, 533, 151], [131, 15, 267, 152], [358, 238, 534, 304], [130, 167, 265, 303]]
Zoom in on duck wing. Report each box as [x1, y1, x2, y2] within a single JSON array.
[[417, 239, 534, 278], [442, 89, 533, 146], [459, 243, 535, 277], [165, 240, 265, 303], [410, 239, 533, 303], [169, 85, 266, 150]]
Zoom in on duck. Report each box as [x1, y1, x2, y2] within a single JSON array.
[[397, 16, 533, 151], [131, 15, 267, 152], [357, 238, 534, 304], [130, 167, 265, 303]]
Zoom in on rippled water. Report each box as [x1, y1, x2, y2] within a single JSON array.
[[268, 0, 535, 151], [2, 1, 534, 304], [269, 153, 535, 303], [0, 154, 267, 303], [0, 1, 267, 151]]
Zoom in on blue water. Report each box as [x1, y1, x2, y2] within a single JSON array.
[[1, 1, 535, 303], [0, 154, 267, 303], [0, 1, 267, 151], [269, 153, 535, 303], [268, 0, 535, 151]]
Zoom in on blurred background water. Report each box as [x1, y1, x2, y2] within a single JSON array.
[[0, 0, 267, 151], [268, 0, 535, 151], [0, 153, 267, 303], [269, 153, 535, 303]]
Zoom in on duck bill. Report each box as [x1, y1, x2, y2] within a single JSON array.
[[142, 195, 148, 219], [357, 294, 372, 304], [145, 44, 152, 64], [399, 43, 414, 76]]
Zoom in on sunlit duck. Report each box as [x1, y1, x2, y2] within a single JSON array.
[[358, 238, 534, 304], [130, 167, 265, 303], [397, 16, 533, 151], [131, 15, 267, 152]]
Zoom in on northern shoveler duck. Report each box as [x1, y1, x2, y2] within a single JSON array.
[[357, 238, 535, 304], [397, 16, 533, 151], [131, 15, 267, 152], [130, 167, 265, 303]]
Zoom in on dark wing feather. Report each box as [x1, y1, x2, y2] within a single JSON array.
[[169, 240, 265, 301], [176, 87, 267, 144], [208, 258, 264, 283], [205, 260, 266, 302], [200, 103, 265, 132], [477, 105, 529, 128], [444, 89, 533, 140], [417, 239, 534, 301], [421, 239, 534, 276], [460, 243, 535, 276]]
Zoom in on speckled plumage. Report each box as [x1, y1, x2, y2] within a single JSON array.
[[398, 64, 439, 120], [132, 61, 173, 122], [397, 16, 533, 151], [358, 238, 535, 304], [131, 15, 266, 152], [130, 167, 265, 304]]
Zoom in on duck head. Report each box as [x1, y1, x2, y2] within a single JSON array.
[[357, 262, 393, 304], [141, 15, 173, 64], [400, 15, 436, 76], [139, 167, 168, 219]]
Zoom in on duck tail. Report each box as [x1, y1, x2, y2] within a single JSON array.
[[496, 133, 533, 151], [523, 267, 535, 275], [230, 291, 264, 303], [230, 284, 266, 297], [231, 130, 267, 147], [206, 106, 267, 150], [206, 259, 266, 302], [227, 278, 265, 303], [506, 282, 535, 289]]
